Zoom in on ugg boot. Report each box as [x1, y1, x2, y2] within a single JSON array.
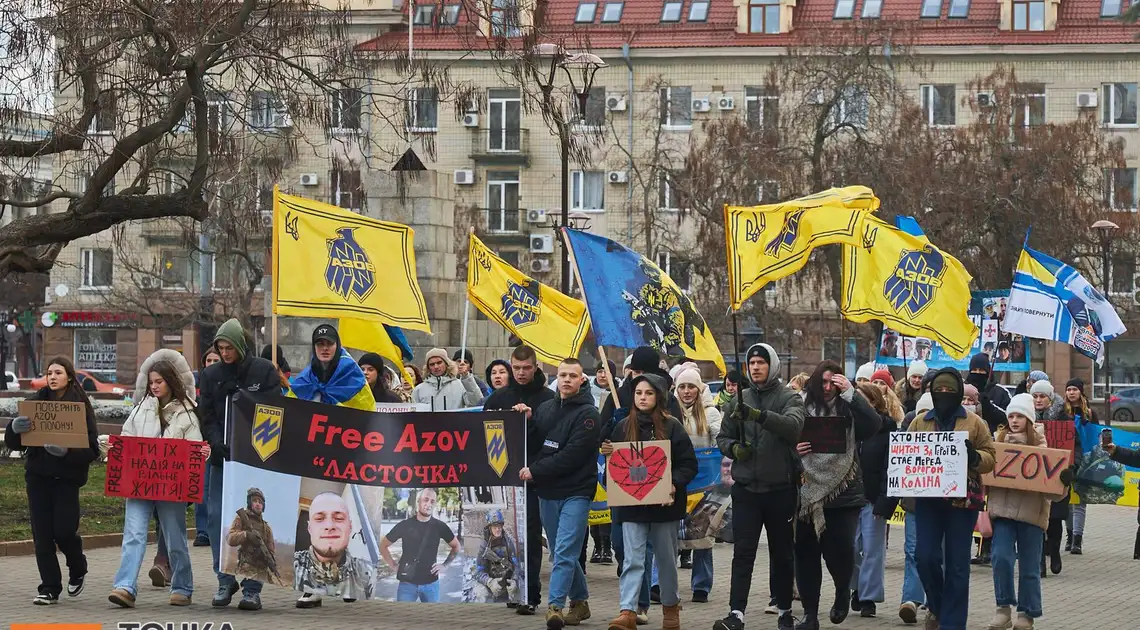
[[1013, 612, 1034, 629], [608, 610, 638, 630], [987, 606, 1012, 630], [661, 604, 681, 630]]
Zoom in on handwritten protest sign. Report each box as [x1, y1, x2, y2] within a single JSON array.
[[887, 431, 968, 498], [1043, 421, 1076, 453], [606, 440, 673, 507], [983, 442, 1071, 495], [802, 416, 849, 454], [105, 436, 208, 503], [17, 400, 89, 448]]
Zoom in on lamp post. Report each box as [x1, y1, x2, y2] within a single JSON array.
[[1093, 219, 1119, 423]]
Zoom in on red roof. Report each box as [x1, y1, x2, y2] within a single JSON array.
[[357, 0, 1140, 51]]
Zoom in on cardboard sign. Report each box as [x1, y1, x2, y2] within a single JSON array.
[[606, 440, 673, 507], [105, 435, 208, 503], [801, 415, 849, 454], [887, 431, 968, 498], [1042, 421, 1075, 453], [17, 400, 90, 448], [983, 441, 1072, 495]]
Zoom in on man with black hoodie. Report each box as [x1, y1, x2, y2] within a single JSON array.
[[714, 343, 805, 630], [964, 352, 1011, 434], [484, 345, 556, 616], [600, 346, 683, 431], [199, 319, 283, 611], [518, 358, 602, 630]]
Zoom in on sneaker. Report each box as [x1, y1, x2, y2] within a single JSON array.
[[765, 596, 779, 614], [635, 608, 650, 625], [193, 534, 210, 547], [988, 605, 1012, 630], [692, 590, 709, 603], [1013, 613, 1034, 630], [296, 591, 323, 609], [778, 611, 796, 630], [924, 611, 940, 630], [601, 548, 614, 564], [850, 591, 862, 613], [108, 588, 136, 608], [899, 601, 919, 624], [237, 592, 262, 610], [793, 614, 819, 630], [67, 575, 85, 597], [679, 550, 692, 569], [32, 593, 58, 605], [565, 600, 591, 626], [149, 564, 171, 588], [860, 602, 877, 618], [1064, 532, 1072, 552], [547, 605, 566, 630], [517, 604, 537, 615], [212, 582, 239, 607], [169, 593, 192, 606], [712, 613, 744, 630]]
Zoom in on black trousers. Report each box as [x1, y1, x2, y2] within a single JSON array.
[[728, 485, 798, 613], [26, 473, 87, 597], [526, 487, 543, 606], [794, 506, 861, 616], [1046, 517, 1064, 557]]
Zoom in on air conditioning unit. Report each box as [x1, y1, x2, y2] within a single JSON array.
[[976, 91, 995, 107], [530, 234, 554, 254], [1077, 91, 1099, 109], [717, 95, 735, 111], [260, 212, 272, 228], [608, 170, 629, 184], [807, 89, 825, 105], [299, 173, 319, 186], [462, 113, 479, 127], [692, 98, 711, 113], [530, 258, 552, 274], [526, 208, 547, 223], [606, 94, 627, 111], [454, 169, 475, 185], [139, 276, 159, 289]]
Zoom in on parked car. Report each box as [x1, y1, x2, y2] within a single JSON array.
[[4, 371, 17, 391], [29, 370, 126, 395], [1110, 387, 1140, 424]]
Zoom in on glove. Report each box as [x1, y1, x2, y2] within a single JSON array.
[[964, 439, 980, 469], [9, 416, 31, 433], [212, 441, 231, 460], [44, 444, 68, 457], [613, 407, 630, 424], [731, 443, 752, 461], [1059, 468, 1075, 486], [735, 401, 766, 424]]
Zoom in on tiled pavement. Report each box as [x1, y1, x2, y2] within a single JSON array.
[[1, 504, 1134, 630]]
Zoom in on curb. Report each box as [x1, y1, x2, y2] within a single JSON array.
[[0, 528, 200, 557]]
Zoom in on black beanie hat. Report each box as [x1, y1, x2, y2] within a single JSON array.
[[452, 349, 475, 364], [629, 346, 661, 373], [725, 369, 744, 385], [969, 353, 990, 372], [1065, 378, 1085, 394], [358, 352, 385, 372], [746, 344, 770, 364], [260, 345, 291, 374]]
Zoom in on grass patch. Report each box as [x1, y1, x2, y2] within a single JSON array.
[[0, 459, 126, 542]]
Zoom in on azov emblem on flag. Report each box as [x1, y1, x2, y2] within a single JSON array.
[[764, 210, 804, 257], [885, 245, 946, 319], [252, 404, 284, 462], [325, 227, 376, 303], [501, 279, 540, 328], [484, 420, 509, 478]]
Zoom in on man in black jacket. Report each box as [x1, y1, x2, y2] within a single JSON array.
[[964, 352, 1011, 433], [484, 345, 555, 616], [518, 358, 602, 630], [198, 318, 282, 612], [600, 346, 683, 430]]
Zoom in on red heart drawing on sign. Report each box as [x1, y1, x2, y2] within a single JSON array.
[[609, 445, 668, 501]]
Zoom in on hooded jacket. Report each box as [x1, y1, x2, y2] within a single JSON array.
[[717, 343, 806, 494], [483, 368, 554, 412], [965, 369, 1011, 434], [528, 386, 603, 500], [133, 349, 196, 402], [600, 374, 684, 439], [609, 374, 699, 523], [413, 356, 484, 410], [4, 385, 100, 486], [123, 395, 202, 441]]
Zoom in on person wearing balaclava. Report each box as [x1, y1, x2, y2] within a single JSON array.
[[713, 343, 805, 630], [897, 392, 934, 623], [906, 368, 995, 630], [895, 360, 927, 414], [288, 324, 375, 412], [964, 353, 1010, 435]]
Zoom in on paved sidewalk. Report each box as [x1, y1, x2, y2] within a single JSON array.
[[1, 504, 1133, 630]]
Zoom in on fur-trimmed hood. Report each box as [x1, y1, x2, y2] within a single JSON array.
[[134, 349, 195, 401]]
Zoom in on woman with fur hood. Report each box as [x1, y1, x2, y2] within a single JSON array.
[[412, 348, 484, 410]]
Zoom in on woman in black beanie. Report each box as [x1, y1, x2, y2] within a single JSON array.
[[358, 353, 402, 403]]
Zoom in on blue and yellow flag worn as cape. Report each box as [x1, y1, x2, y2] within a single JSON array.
[[562, 228, 726, 375], [288, 349, 376, 411]]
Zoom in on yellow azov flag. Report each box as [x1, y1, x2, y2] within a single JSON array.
[[338, 317, 414, 387], [725, 186, 879, 310], [840, 216, 978, 359], [467, 233, 589, 365], [272, 188, 430, 333]]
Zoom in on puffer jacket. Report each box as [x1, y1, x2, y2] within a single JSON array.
[[133, 349, 196, 402], [986, 430, 1068, 530], [412, 361, 483, 410], [122, 395, 203, 440], [680, 387, 722, 449]]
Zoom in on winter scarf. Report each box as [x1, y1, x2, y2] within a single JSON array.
[[797, 389, 859, 537]]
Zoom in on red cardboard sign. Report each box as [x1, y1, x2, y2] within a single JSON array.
[[105, 436, 208, 503], [1042, 421, 1076, 454]]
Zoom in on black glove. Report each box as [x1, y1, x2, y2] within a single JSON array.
[[964, 438, 980, 469], [1059, 468, 1075, 486], [212, 441, 231, 460]]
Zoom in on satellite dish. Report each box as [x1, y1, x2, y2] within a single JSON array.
[[41, 312, 56, 327], [54, 284, 69, 297]]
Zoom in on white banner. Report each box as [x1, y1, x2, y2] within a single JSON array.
[[887, 431, 968, 498]]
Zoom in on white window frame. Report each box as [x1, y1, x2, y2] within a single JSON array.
[[658, 173, 679, 211], [573, 86, 607, 129], [250, 91, 289, 129], [758, 180, 780, 203], [659, 86, 693, 129], [332, 168, 362, 212], [1103, 83, 1139, 128], [1109, 255, 1137, 296], [1012, 84, 1046, 130], [159, 250, 191, 290], [920, 84, 956, 127], [407, 87, 439, 132], [330, 87, 363, 133], [440, 4, 461, 24], [571, 170, 605, 212], [655, 251, 692, 291], [486, 171, 521, 233], [833, 86, 869, 129], [88, 92, 116, 135], [80, 248, 113, 289], [745, 87, 779, 129], [1106, 167, 1138, 211]]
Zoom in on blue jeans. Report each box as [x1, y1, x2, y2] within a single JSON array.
[[620, 521, 679, 611], [207, 464, 262, 595], [914, 500, 976, 630], [397, 580, 440, 602], [991, 518, 1043, 618], [538, 496, 590, 608], [901, 512, 926, 605], [691, 548, 713, 593], [612, 520, 651, 608], [194, 464, 211, 540], [851, 503, 886, 602], [113, 498, 192, 597]]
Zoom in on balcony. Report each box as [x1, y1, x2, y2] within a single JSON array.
[[470, 128, 530, 167], [478, 207, 534, 246]]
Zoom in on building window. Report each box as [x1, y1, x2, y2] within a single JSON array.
[[488, 88, 522, 151], [602, 1, 624, 20], [440, 4, 461, 24], [414, 5, 434, 23], [571, 171, 605, 211], [486, 171, 521, 232], [89, 91, 116, 134], [921, 84, 956, 127], [658, 86, 692, 127], [160, 250, 191, 289], [835, 0, 855, 18], [75, 329, 117, 381], [745, 86, 779, 130], [758, 181, 780, 203], [1105, 168, 1138, 211], [80, 248, 113, 288], [1112, 255, 1136, 294], [834, 85, 869, 129], [1012, 0, 1045, 30], [689, 0, 710, 20], [661, 0, 682, 21], [576, 86, 606, 127], [655, 251, 691, 291], [576, 2, 597, 22], [1102, 0, 1126, 16], [658, 173, 678, 211], [212, 255, 234, 291], [491, 0, 521, 36], [948, 0, 970, 15], [1103, 83, 1138, 127], [250, 91, 289, 128], [332, 168, 362, 211], [329, 87, 362, 131], [408, 87, 439, 131], [920, 0, 941, 17], [1012, 83, 1045, 140], [862, 0, 883, 16], [749, 0, 781, 32]]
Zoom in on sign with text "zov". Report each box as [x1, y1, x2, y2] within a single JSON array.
[[887, 431, 968, 498], [983, 442, 1071, 495]]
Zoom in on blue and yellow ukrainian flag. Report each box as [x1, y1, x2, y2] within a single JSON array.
[[288, 349, 376, 411], [725, 186, 879, 310], [272, 188, 431, 333], [338, 317, 415, 387], [840, 215, 978, 359]]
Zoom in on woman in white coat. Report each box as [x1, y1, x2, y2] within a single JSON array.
[[673, 366, 722, 602], [108, 351, 205, 608]]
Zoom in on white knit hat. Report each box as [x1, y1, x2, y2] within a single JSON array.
[[1030, 380, 1054, 397], [1007, 393, 1036, 421], [907, 360, 928, 379], [674, 367, 704, 389], [915, 392, 934, 416], [855, 362, 876, 382]]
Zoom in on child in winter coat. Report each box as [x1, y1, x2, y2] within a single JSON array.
[[986, 394, 1071, 630]]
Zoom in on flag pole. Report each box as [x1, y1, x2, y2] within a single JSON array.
[[731, 308, 741, 373], [560, 227, 621, 405], [460, 226, 474, 363], [270, 186, 280, 370]]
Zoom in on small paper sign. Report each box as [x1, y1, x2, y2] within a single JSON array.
[[606, 440, 673, 507], [375, 402, 429, 413], [105, 435, 209, 503], [801, 415, 849, 454], [17, 400, 90, 448], [887, 431, 968, 498], [983, 441, 1072, 495]]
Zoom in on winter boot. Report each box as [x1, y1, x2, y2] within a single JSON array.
[[1064, 530, 1072, 551], [1013, 613, 1034, 629], [566, 600, 592, 626], [987, 606, 1012, 630], [608, 610, 638, 630], [678, 550, 692, 569], [601, 535, 614, 564], [661, 603, 681, 630], [1049, 538, 1063, 574], [1071, 534, 1083, 555]]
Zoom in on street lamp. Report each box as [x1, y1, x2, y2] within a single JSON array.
[[1093, 218, 1119, 423]]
